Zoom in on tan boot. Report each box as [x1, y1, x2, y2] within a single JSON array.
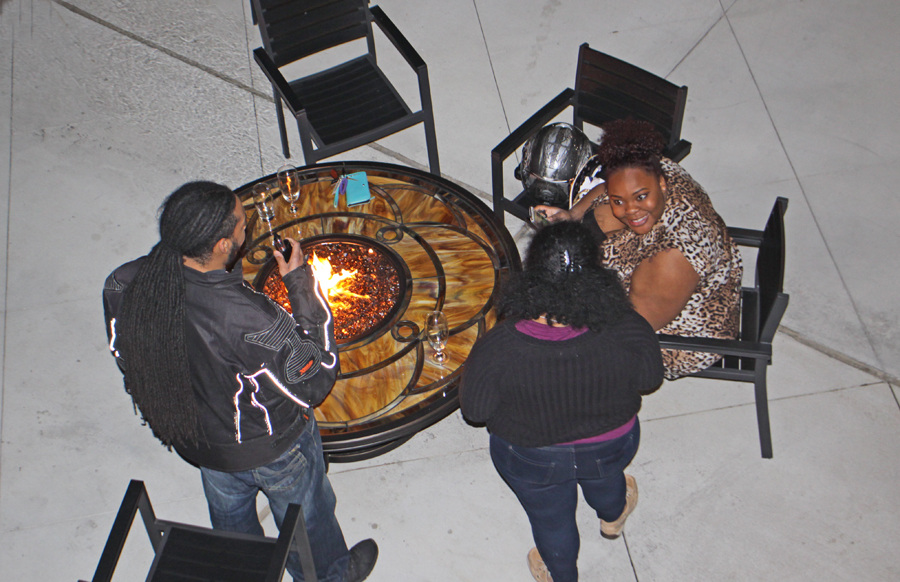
[[527, 547, 553, 582], [600, 474, 638, 539]]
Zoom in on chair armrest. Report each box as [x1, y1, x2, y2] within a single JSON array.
[[252, 48, 305, 115], [657, 333, 772, 359], [491, 88, 574, 223], [664, 139, 692, 163], [369, 6, 427, 71], [492, 88, 575, 161], [727, 227, 764, 247]]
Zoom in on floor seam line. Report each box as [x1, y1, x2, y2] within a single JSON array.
[[623, 531, 640, 582], [643, 382, 885, 424], [665, 10, 726, 79], [239, 1, 265, 176], [0, 0, 17, 499], [472, 0, 513, 139], [778, 325, 898, 385], [719, 0, 887, 374], [49, 0, 270, 101]]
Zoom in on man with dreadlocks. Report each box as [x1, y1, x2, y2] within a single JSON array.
[[103, 181, 378, 582]]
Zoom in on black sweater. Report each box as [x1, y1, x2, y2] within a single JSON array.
[[459, 312, 663, 447]]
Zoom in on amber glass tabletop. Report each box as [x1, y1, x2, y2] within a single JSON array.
[[235, 162, 520, 462]]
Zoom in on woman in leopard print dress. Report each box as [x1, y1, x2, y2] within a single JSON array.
[[538, 119, 742, 379]]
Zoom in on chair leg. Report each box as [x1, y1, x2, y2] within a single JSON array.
[[90, 480, 150, 582], [295, 113, 319, 167], [415, 69, 440, 176], [754, 363, 773, 459], [490, 151, 506, 226], [273, 92, 290, 159], [423, 110, 440, 177], [267, 504, 318, 582], [292, 506, 319, 582]]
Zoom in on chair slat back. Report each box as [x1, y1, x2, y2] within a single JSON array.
[[149, 526, 275, 582], [573, 43, 687, 149], [255, 0, 371, 67], [756, 197, 789, 342], [740, 287, 761, 343]]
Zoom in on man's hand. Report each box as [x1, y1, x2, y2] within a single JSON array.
[[274, 237, 306, 276]]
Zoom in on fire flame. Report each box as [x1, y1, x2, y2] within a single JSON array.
[[310, 252, 370, 308]]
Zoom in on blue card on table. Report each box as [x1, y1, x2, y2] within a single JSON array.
[[344, 172, 371, 206], [332, 172, 371, 207]]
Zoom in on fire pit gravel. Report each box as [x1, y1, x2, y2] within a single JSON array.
[[262, 240, 402, 343]]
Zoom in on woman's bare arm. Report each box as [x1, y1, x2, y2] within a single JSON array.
[[590, 200, 626, 234], [629, 248, 700, 331], [535, 183, 607, 223]]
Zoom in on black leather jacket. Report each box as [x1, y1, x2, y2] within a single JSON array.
[[103, 259, 339, 472]]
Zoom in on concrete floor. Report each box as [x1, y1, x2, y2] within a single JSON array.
[[1, 0, 899, 580]]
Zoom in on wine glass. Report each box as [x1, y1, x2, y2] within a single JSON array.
[[425, 311, 449, 364], [252, 182, 276, 224], [277, 163, 300, 213]]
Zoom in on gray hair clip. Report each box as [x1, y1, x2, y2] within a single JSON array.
[[560, 250, 582, 274]]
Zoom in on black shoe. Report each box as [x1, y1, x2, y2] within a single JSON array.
[[345, 539, 378, 582]]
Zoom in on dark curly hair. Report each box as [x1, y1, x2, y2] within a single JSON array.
[[596, 118, 666, 180], [498, 222, 632, 332]]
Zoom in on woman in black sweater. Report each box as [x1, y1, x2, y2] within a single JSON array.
[[460, 222, 663, 582]]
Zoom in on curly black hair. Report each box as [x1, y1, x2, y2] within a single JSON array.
[[498, 222, 632, 332], [596, 118, 666, 180]]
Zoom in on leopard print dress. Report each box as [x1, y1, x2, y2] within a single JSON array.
[[587, 157, 743, 379]]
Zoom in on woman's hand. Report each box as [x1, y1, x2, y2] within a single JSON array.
[[274, 237, 306, 277], [629, 248, 700, 331], [534, 205, 571, 223]]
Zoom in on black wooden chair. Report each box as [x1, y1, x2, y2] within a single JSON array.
[[251, 0, 440, 175], [658, 197, 789, 459], [83, 480, 317, 582], [491, 42, 691, 224]]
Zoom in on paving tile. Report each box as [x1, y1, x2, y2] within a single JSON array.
[[344, 0, 509, 194], [6, 495, 210, 582], [330, 446, 637, 582], [328, 410, 487, 475], [476, 0, 724, 131], [5, 7, 265, 311], [797, 165, 900, 379], [641, 331, 882, 427], [726, 0, 900, 178], [12, 4, 259, 180], [0, 298, 202, 531], [631, 383, 900, 581], [50, 0, 253, 84], [672, 11, 796, 203], [0, 0, 14, 437]]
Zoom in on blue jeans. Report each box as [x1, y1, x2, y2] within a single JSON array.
[[490, 419, 640, 582], [200, 417, 349, 582]]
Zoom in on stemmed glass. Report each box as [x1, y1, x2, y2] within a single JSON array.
[[252, 182, 276, 225], [277, 163, 300, 214], [252, 182, 282, 253], [425, 311, 449, 364]]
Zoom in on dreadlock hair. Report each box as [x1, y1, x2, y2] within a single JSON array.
[[117, 181, 238, 447], [498, 221, 632, 333], [596, 118, 667, 181]]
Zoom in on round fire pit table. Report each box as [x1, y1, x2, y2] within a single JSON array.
[[235, 162, 520, 462]]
